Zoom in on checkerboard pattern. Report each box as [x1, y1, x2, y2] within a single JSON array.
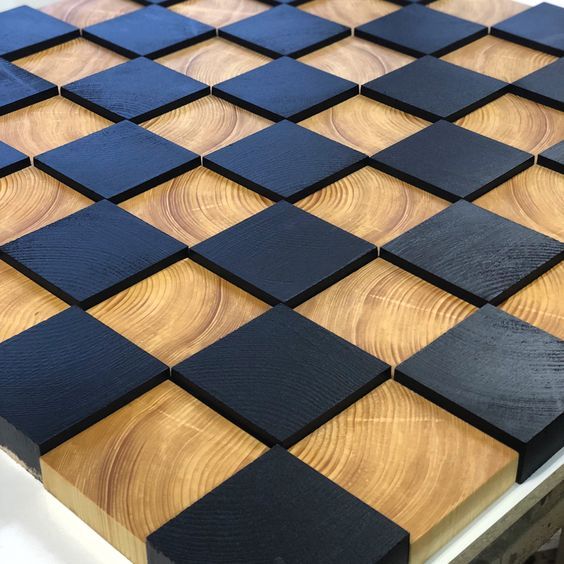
[[0, 1, 562, 563]]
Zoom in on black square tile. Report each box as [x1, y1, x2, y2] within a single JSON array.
[[492, 2, 564, 57], [62, 58, 209, 123], [83, 5, 215, 59], [382, 200, 563, 306], [204, 120, 367, 202], [538, 141, 564, 175], [0, 140, 29, 178], [396, 305, 564, 482], [356, 4, 486, 58], [219, 5, 349, 59], [191, 201, 376, 307], [362, 56, 507, 122], [371, 120, 533, 202], [213, 56, 357, 122], [0, 307, 167, 475], [137, 0, 186, 5], [35, 121, 199, 203], [147, 446, 409, 564], [389, 0, 436, 3], [511, 58, 564, 112], [1, 200, 187, 308], [263, 0, 310, 4], [0, 58, 57, 116], [0, 6, 78, 61], [173, 305, 390, 446]]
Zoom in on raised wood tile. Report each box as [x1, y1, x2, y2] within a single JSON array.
[[295, 258, 476, 366], [0, 167, 91, 246], [89, 259, 269, 366], [291, 380, 518, 563], [171, 0, 269, 28], [296, 167, 449, 247], [41, 380, 266, 564], [142, 95, 272, 155], [455, 93, 564, 155], [0, 141, 29, 179], [41, 0, 140, 28], [300, 95, 429, 155], [0, 96, 111, 157], [299, 0, 399, 28], [431, 0, 527, 28]]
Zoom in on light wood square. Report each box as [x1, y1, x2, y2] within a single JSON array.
[[299, 0, 399, 28], [42, 0, 140, 28], [430, 0, 527, 27], [171, 0, 269, 28]]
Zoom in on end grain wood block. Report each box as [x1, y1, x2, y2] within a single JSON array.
[[0, 97, 111, 157], [142, 96, 272, 155], [290, 380, 518, 563], [430, 0, 527, 27], [171, 0, 269, 28], [455, 94, 564, 155], [89, 259, 269, 366], [41, 0, 140, 28], [300, 95, 429, 156], [41, 380, 266, 564], [299, 0, 399, 28], [295, 258, 476, 366]]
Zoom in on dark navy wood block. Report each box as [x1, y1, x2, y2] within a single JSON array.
[[0, 140, 29, 178], [361, 56, 507, 122], [0, 58, 57, 116], [173, 305, 390, 447], [1, 200, 187, 309], [396, 305, 564, 482], [538, 141, 564, 175], [492, 2, 564, 57], [261, 0, 310, 5], [219, 5, 349, 59], [35, 121, 199, 203], [0, 307, 167, 476], [371, 121, 533, 202], [213, 57, 357, 122], [83, 6, 215, 59], [134, 0, 185, 5], [382, 200, 563, 307], [204, 120, 367, 202], [355, 5, 486, 58], [389, 0, 437, 4], [191, 201, 376, 307], [147, 446, 409, 564], [0, 6, 78, 61], [62, 58, 209, 123], [511, 58, 564, 112]]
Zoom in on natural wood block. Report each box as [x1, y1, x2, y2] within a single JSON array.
[[300, 95, 429, 155], [501, 262, 563, 340], [431, 0, 527, 27], [290, 380, 518, 563], [442, 36, 557, 83], [299, 0, 399, 28], [171, 0, 269, 28], [14, 38, 127, 87], [142, 95, 272, 155], [0, 260, 67, 345], [0, 96, 111, 157], [120, 167, 272, 247], [295, 258, 476, 366], [475, 165, 564, 242], [0, 167, 91, 246], [157, 38, 270, 86], [41, 380, 266, 564], [89, 259, 269, 366], [299, 36, 414, 85], [455, 93, 564, 155], [296, 166, 449, 247], [42, 0, 140, 28]]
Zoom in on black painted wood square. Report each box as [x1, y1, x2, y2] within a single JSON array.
[[355, 5, 486, 58], [147, 446, 409, 564], [173, 305, 389, 447], [35, 121, 199, 203], [262, 0, 310, 5], [191, 201, 376, 307], [219, 5, 349, 59], [0, 307, 167, 476], [538, 141, 564, 175], [1, 200, 186, 308], [135, 0, 186, 5], [511, 58, 564, 112], [371, 121, 533, 202], [382, 201, 563, 307], [396, 305, 564, 482], [361, 56, 507, 122], [389, 0, 437, 4], [0, 140, 29, 178], [83, 6, 215, 59], [492, 2, 564, 57], [204, 120, 367, 202], [62, 58, 209, 123], [0, 58, 57, 116], [0, 6, 78, 61], [213, 56, 357, 122]]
